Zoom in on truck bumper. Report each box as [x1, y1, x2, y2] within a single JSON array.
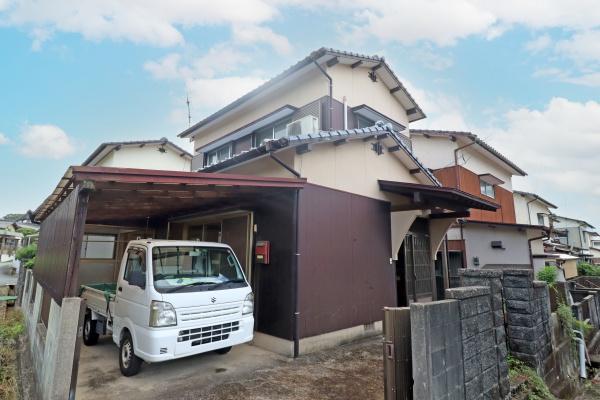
[[134, 315, 254, 363]]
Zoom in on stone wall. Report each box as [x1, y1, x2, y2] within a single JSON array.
[[20, 269, 85, 400], [445, 286, 508, 400], [411, 300, 464, 400], [458, 270, 510, 398], [503, 270, 552, 373], [410, 286, 510, 400]]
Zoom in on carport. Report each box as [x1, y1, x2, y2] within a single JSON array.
[[27, 166, 305, 399]]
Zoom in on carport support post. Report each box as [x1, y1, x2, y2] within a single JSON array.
[[292, 188, 300, 358]]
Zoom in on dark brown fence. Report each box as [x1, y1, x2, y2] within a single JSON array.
[[34, 184, 90, 305], [383, 307, 412, 400]]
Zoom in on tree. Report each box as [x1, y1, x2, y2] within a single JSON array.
[[2, 213, 26, 222]]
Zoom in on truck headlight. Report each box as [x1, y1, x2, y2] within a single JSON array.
[[149, 301, 177, 327], [242, 293, 254, 315]]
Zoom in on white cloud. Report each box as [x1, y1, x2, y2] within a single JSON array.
[[482, 98, 600, 223], [186, 76, 265, 110], [411, 48, 453, 71], [232, 25, 291, 55], [19, 124, 75, 159], [524, 34, 552, 53], [0, 0, 281, 48], [555, 30, 600, 64], [0, 132, 8, 144], [144, 53, 182, 80]]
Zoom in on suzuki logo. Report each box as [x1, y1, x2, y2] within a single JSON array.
[[211, 297, 216, 303]]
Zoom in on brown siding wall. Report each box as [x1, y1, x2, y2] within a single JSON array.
[[34, 185, 89, 304], [434, 166, 516, 224], [298, 184, 394, 338]]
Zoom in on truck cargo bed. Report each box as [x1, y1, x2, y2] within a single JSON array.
[[81, 283, 116, 319]]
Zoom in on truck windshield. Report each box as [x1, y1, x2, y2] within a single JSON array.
[[152, 246, 247, 293]]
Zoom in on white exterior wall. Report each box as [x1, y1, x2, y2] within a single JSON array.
[[329, 64, 410, 126], [462, 224, 531, 268], [513, 195, 552, 226], [410, 135, 514, 190], [192, 63, 410, 151], [293, 139, 420, 201], [95, 145, 191, 171]]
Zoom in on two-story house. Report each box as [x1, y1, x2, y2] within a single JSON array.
[[83, 138, 192, 171], [554, 215, 596, 260], [177, 48, 496, 354], [409, 130, 547, 282]]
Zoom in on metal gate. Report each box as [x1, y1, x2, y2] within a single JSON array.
[[383, 307, 412, 400], [404, 233, 432, 303]]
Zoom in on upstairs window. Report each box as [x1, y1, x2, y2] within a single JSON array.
[[252, 119, 289, 147], [356, 115, 375, 129], [480, 180, 495, 198], [205, 144, 232, 167], [537, 213, 545, 226]]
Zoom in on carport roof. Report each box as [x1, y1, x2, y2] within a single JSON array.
[[34, 166, 306, 223]]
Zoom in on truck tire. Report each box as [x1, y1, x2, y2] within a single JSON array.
[[83, 313, 99, 346], [119, 331, 142, 376], [215, 346, 232, 355]]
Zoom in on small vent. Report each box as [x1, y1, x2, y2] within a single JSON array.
[[160, 347, 168, 354], [491, 241, 505, 249]]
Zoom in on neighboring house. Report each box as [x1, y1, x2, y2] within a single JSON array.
[[553, 215, 595, 261], [409, 129, 546, 280], [513, 190, 557, 227], [588, 232, 600, 265], [0, 221, 23, 262], [172, 48, 496, 352], [83, 138, 192, 171]]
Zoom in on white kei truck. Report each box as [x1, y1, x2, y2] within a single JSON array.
[[80, 240, 254, 376]]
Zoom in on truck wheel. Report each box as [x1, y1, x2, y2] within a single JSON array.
[[215, 346, 232, 355], [119, 331, 142, 376], [83, 313, 99, 346]]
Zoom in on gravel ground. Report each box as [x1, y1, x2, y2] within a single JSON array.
[[179, 336, 384, 400]]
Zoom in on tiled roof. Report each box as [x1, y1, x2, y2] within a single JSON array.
[[179, 47, 425, 138], [513, 190, 557, 209], [83, 138, 192, 166], [410, 129, 527, 176], [201, 122, 440, 186]]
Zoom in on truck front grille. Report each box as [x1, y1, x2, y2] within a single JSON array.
[[177, 321, 240, 346]]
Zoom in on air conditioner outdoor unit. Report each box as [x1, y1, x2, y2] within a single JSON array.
[[286, 115, 319, 136]]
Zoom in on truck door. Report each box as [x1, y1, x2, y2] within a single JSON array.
[[114, 247, 149, 339]]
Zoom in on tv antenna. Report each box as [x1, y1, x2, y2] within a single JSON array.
[[186, 92, 192, 127]]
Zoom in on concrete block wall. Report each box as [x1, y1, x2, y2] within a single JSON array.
[[445, 286, 507, 400], [458, 270, 510, 398], [502, 270, 552, 374], [411, 300, 465, 400], [19, 269, 85, 400]]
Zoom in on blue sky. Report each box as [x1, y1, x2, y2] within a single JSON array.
[[1, 1, 600, 228]]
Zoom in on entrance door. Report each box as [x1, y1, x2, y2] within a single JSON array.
[[396, 219, 433, 304]]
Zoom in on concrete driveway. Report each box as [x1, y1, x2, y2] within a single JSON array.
[[76, 336, 384, 400]]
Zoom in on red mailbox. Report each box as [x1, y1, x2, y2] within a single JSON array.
[[255, 241, 270, 264]]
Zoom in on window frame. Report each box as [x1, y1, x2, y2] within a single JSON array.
[[479, 180, 495, 199], [123, 247, 147, 288], [80, 233, 117, 260], [356, 114, 375, 129], [204, 143, 232, 167], [537, 213, 545, 226], [252, 118, 291, 148]]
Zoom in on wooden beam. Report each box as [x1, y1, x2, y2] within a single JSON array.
[[429, 211, 470, 219], [406, 108, 418, 115], [296, 143, 312, 155], [326, 57, 339, 67], [372, 62, 383, 72], [362, 135, 376, 142], [388, 145, 401, 152], [334, 139, 347, 146], [351, 60, 362, 69], [390, 86, 402, 94], [409, 168, 421, 174], [376, 134, 388, 140]]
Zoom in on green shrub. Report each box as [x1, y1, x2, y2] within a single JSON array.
[[508, 356, 555, 400], [15, 244, 36, 269], [537, 266, 558, 286], [577, 262, 600, 276]]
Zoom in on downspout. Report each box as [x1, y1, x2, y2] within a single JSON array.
[[454, 140, 477, 190], [292, 188, 300, 358], [312, 59, 333, 130], [270, 153, 301, 178], [526, 197, 536, 225], [459, 219, 467, 268], [343, 96, 348, 129], [528, 214, 554, 266]]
